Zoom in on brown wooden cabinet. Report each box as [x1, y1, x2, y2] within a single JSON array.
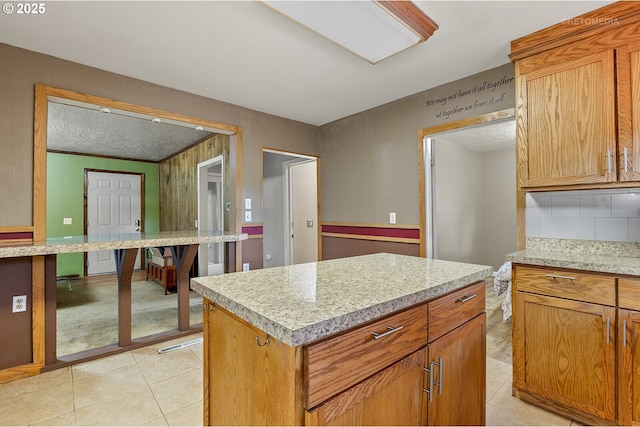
[[617, 278, 640, 425], [425, 313, 486, 426], [306, 349, 427, 426], [511, 3, 640, 190], [617, 40, 640, 182], [512, 265, 640, 425], [516, 49, 616, 188], [203, 281, 486, 426]]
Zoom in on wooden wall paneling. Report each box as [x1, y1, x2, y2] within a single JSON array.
[[158, 133, 229, 232]]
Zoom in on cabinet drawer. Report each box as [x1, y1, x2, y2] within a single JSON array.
[[305, 304, 427, 409], [619, 278, 640, 311], [428, 281, 485, 342], [514, 265, 615, 306]]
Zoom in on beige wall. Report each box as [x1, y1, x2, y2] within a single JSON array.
[[0, 43, 318, 227], [480, 147, 517, 269], [434, 140, 484, 265], [318, 63, 515, 226]]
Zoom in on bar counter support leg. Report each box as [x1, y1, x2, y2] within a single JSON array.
[[169, 244, 199, 331], [114, 248, 139, 347]]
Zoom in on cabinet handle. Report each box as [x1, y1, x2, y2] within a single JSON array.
[[624, 319, 628, 348], [544, 274, 576, 281], [255, 333, 270, 346], [432, 357, 443, 396], [607, 149, 612, 174], [606, 317, 611, 344], [624, 147, 629, 173], [456, 294, 477, 303], [422, 365, 434, 402], [422, 357, 443, 402], [371, 325, 404, 340]]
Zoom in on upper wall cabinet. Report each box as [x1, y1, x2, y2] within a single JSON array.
[[511, 2, 640, 190], [617, 40, 640, 182]]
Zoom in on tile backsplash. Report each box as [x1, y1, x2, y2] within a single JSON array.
[[526, 189, 640, 242]]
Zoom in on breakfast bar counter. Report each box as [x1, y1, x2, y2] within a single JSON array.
[[0, 230, 248, 366], [191, 253, 493, 426], [0, 230, 248, 258]]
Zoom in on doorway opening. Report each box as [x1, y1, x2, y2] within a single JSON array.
[[421, 115, 516, 270], [262, 149, 319, 268], [197, 155, 225, 277]]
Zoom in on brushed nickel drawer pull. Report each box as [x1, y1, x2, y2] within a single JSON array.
[[607, 149, 613, 174], [544, 274, 576, 281], [624, 319, 628, 348], [433, 357, 443, 395], [606, 317, 611, 344], [456, 294, 477, 303], [422, 366, 434, 402], [371, 325, 404, 340]]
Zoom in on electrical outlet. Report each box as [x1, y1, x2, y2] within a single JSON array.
[[242, 263, 250, 271], [245, 211, 252, 222], [389, 212, 396, 224], [12, 295, 27, 313], [63, 217, 72, 225]]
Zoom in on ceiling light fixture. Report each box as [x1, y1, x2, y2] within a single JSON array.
[[195, 126, 204, 131], [260, 0, 438, 64], [99, 107, 111, 114], [151, 117, 162, 124]]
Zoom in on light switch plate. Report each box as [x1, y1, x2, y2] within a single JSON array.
[[244, 198, 251, 210], [63, 218, 72, 225], [389, 212, 396, 224]]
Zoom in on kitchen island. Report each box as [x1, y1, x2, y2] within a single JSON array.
[[191, 253, 493, 426]]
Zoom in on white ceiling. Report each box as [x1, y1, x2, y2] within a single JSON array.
[[0, 0, 613, 127]]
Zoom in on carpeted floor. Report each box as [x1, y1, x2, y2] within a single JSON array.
[[56, 278, 203, 356]]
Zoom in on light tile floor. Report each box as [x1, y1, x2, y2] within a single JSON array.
[[0, 284, 584, 426]]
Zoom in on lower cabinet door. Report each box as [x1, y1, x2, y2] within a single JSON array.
[[513, 292, 616, 422], [425, 313, 486, 426], [305, 348, 427, 426], [618, 309, 640, 425]]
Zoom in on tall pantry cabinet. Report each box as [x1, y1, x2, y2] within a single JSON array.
[[511, 2, 640, 191]]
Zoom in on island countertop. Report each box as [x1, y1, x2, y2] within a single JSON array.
[[0, 230, 248, 258], [190, 253, 492, 347]]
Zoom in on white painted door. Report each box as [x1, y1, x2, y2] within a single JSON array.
[[197, 156, 224, 277], [87, 171, 142, 275], [290, 161, 318, 264]]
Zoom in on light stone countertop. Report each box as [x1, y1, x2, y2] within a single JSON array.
[[506, 238, 640, 276], [0, 230, 248, 258], [190, 253, 493, 347]]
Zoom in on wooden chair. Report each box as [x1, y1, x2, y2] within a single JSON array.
[[145, 247, 177, 294]]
